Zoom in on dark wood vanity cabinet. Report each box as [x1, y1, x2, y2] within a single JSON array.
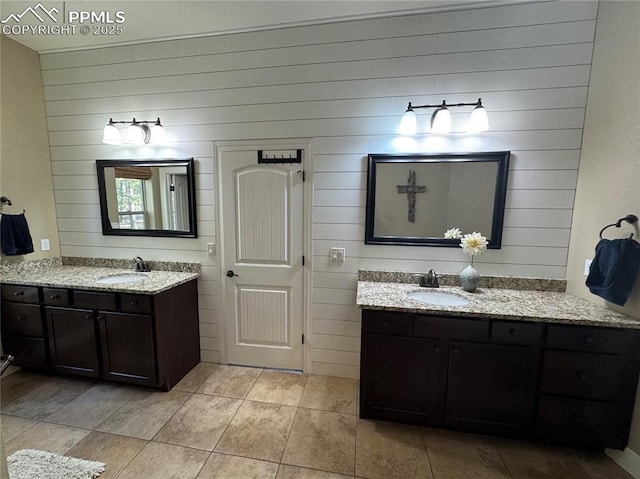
[[2, 280, 200, 391], [360, 308, 640, 450]]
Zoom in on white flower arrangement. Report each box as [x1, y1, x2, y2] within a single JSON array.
[[444, 228, 488, 265]]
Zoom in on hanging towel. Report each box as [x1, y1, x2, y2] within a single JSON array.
[[586, 238, 640, 306], [0, 213, 34, 256]]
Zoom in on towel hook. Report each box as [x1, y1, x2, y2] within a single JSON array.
[[0, 196, 12, 206], [599, 214, 638, 239]]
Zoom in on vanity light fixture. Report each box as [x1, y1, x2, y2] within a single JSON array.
[[399, 98, 489, 135], [102, 117, 167, 145]]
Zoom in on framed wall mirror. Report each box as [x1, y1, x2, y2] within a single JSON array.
[[96, 158, 197, 238], [365, 152, 510, 247]]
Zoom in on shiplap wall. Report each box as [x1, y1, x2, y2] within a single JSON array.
[[40, 1, 597, 378]]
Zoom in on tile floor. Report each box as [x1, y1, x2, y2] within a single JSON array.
[[0, 363, 634, 479]]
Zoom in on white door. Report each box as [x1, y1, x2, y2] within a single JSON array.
[[219, 149, 304, 370]]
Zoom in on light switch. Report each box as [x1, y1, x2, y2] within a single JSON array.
[[584, 258, 592, 276], [207, 243, 215, 255], [40, 239, 50, 251], [330, 247, 345, 262]]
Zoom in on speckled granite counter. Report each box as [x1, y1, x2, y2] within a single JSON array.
[[357, 281, 640, 329], [1, 265, 199, 294]]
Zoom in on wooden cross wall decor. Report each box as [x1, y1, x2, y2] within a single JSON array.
[[397, 169, 427, 223]]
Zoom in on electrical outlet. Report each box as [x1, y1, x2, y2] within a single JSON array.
[[584, 258, 592, 276], [330, 247, 345, 262], [207, 243, 215, 255], [40, 239, 50, 251]]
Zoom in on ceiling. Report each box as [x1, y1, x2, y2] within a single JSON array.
[[1, 0, 523, 53]]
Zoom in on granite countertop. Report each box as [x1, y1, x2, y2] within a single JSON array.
[[1, 265, 199, 294], [357, 281, 640, 329]]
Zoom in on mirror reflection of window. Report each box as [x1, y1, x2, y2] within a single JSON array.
[[115, 177, 146, 229]]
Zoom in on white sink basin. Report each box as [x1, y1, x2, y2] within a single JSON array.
[[96, 272, 148, 284], [407, 290, 469, 306]]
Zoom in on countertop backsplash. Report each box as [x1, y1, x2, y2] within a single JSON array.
[[358, 269, 567, 292]]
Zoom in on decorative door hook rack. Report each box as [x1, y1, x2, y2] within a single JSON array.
[[599, 214, 638, 239]]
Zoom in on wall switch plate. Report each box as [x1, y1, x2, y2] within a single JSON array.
[[207, 243, 215, 255], [330, 247, 345, 262], [584, 258, 592, 276], [40, 239, 50, 251]]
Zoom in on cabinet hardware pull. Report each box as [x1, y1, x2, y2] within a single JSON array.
[[453, 347, 460, 353], [50, 294, 59, 299], [85, 314, 92, 319], [17, 315, 26, 320], [575, 370, 586, 380], [582, 335, 594, 344], [509, 328, 517, 335], [433, 345, 440, 352], [13, 291, 24, 296], [130, 301, 138, 305]]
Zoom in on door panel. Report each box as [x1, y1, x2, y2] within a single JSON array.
[[220, 147, 304, 370]]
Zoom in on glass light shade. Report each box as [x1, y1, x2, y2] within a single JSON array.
[[467, 105, 489, 132], [398, 109, 417, 135], [431, 107, 451, 134], [127, 122, 148, 144], [150, 122, 167, 144], [102, 123, 121, 144]]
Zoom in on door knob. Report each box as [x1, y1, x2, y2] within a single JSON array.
[[226, 270, 238, 278]]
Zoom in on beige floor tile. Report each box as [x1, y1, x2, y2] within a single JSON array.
[[576, 451, 635, 479], [116, 441, 210, 479], [246, 370, 308, 406], [198, 364, 262, 399], [44, 382, 139, 429], [495, 438, 590, 479], [96, 389, 190, 440], [0, 371, 49, 406], [299, 375, 358, 414], [356, 419, 432, 479], [423, 427, 510, 479], [154, 394, 242, 451], [4, 421, 90, 456], [1, 376, 95, 420], [65, 431, 147, 479], [215, 400, 296, 462], [282, 408, 356, 475], [0, 415, 38, 443], [173, 362, 220, 393], [197, 452, 279, 478], [277, 464, 354, 478]]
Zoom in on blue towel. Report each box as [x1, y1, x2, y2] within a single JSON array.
[[0, 213, 34, 256], [586, 238, 640, 306]]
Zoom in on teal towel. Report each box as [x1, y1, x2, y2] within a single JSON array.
[[586, 238, 640, 306]]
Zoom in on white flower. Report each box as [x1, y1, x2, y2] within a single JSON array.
[[444, 227, 462, 240], [460, 232, 488, 257]]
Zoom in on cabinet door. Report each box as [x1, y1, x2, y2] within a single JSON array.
[[362, 333, 446, 425], [46, 307, 100, 378], [98, 312, 156, 387], [446, 341, 535, 437]]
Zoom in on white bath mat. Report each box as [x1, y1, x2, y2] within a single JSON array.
[[7, 449, 105, 479]]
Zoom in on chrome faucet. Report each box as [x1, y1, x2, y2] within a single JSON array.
[[420, 269, 439, 288], [133, 256, 151, 272]]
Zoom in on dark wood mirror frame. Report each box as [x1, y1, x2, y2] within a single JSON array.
[[365, 151, 510, 248], [96, 158, 197, 238]]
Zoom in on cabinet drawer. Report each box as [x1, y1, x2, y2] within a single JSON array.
[[492, 321, 538, 345], [536, 395, 616, 448], [43, 288, 70, 306], [1, 284, 39, 303], [541, 350, 623, 402], [73, 290, 116, 310], [1, 335, 48, 369], [546, 324, 629, 354], [120, 294, 153, 314], [1, 302, 43, 336], [363, 310, 413, 336], [414, 315, 485, 340]]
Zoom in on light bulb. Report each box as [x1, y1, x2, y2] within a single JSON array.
[[150, 118, 167, 144], [127, 119, 148, 144], [431, 106, 451, 134], [102, 119, 121, 144], [398, 105, 417, 135], [467, 100, 489, 133]]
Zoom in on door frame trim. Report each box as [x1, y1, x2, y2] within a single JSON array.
[[213, 138, 313, 372]]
